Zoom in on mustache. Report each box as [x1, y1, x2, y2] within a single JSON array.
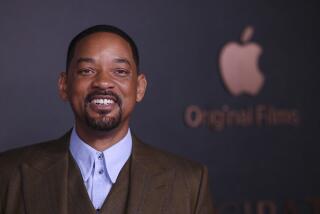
[[85, 90, 122, 106]]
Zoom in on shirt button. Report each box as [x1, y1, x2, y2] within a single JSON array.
[[98, 169, 104, 174], [98, 154, 103, 160]]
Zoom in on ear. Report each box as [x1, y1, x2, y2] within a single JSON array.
[[136, 73, 147, 103], [58, 72, 69, 101]]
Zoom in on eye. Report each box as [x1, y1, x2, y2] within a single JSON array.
[[114, 69, 130, 76], [78, 68, 95, 76]]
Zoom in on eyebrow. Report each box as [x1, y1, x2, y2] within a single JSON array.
[[76, 57, 95, 64], [76, 57, 132, 67], [113, 57, 132, 67]]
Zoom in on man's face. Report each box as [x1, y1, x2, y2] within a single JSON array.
[[59, 32, 146, 133]]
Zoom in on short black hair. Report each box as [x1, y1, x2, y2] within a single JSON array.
[[66, 24, 139, 72]]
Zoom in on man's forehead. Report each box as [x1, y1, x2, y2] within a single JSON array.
[[68, 34, 135, 72], [73, 32, 134, 59], [66, 28, 139, 73], [76, 32, 131, 49]]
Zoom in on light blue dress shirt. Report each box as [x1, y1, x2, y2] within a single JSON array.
[[69, 128, 132, 210]]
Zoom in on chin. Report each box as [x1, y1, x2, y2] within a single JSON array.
[[85, 114, 121, 132]]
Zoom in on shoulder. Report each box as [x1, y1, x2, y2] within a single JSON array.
[[132, 136, 207, 179], [132, 136, 214, 211], [0, 134, 69, 178]]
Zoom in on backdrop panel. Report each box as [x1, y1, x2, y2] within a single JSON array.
[[0, 0, 319, 213]]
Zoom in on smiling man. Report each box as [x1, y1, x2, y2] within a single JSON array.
[[0, 25, 214, 214]]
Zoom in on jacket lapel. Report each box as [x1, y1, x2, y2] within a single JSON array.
[[127, 137, 175, 214], [21, 134, 70, 214]]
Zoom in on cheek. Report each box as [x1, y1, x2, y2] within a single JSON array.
[[118, 80, 137, 94], [119, 84, 138, 107], [67, 81, 88, 104]]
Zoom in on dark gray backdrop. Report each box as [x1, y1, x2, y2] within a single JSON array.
[[1, 0, 319, 213]]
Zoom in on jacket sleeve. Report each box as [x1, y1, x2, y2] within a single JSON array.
[[194, 166, 215, 214], [0, 155, 8, 214], [0, 174, 8, 214], [0, 149, 24, 214], [0, 177, 3, 214]]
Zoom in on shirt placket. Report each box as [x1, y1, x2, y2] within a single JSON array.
[[92, 152, 109, 210]]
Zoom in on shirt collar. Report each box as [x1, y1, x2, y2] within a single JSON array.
[[69, 128, 132, 184]]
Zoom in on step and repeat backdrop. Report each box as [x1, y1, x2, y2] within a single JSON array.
[[0, 0, 319, 213]]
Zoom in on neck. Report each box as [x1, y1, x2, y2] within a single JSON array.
[[75, 122, 129, 151]]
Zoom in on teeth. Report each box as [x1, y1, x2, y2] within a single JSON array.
[[92, 99, 114, 105]]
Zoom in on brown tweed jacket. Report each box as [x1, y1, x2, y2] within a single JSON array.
[[0, 132, 214, 214]]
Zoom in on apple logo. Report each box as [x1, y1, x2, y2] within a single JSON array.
[[219, 26, 264, 96]]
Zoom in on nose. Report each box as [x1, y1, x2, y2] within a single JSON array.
[[91, 71, 115, 89]]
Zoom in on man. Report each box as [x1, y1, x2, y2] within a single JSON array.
[[0, 25, 214, 214]]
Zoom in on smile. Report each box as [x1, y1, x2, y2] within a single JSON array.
[[91, 99, 115, 105]]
